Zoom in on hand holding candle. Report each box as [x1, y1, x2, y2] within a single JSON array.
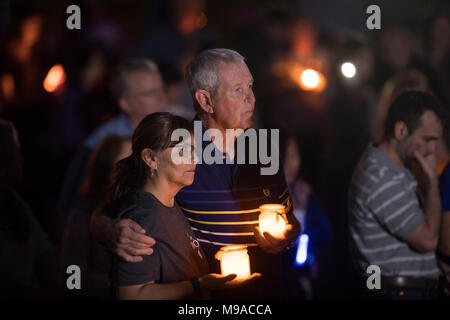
[[258, 204, 287, 239], [214, 245, 262, 287], [215, 245, 251, 279], [253, 203, 300, 254]]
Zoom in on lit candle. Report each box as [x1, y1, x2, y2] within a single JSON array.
[[258, 204, 286, 238], [215, 245, 251, 279]]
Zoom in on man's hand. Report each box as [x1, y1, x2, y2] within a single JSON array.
[[107, 218, 156, 262], [253, 224, 296, 254], [414, 151, 438, 186]]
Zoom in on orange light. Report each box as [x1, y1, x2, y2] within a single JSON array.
[[43, 64, 65, 93], [299, 68, 326, 92], [196, 12, 207, 29], [1, 73, 15, 100], [272, 60, 327, 92]]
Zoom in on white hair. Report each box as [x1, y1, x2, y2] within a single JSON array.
[[185, 49, 245, 111]]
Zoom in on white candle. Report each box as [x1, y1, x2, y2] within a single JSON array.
[[215, 245, 251, 279], [259, 204, 286, 238]]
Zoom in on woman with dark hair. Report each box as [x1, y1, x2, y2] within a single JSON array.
[[106, 112, 237, 300]]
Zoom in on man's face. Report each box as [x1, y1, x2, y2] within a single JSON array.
[[122, 71, 168, 122], [211, 62, 255, 130], [399, 110, 443, 162]]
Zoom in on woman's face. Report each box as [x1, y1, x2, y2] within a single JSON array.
[[156, 137, 197, 188]]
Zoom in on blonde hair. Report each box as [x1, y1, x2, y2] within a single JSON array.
[[372, 69, 430, 144]]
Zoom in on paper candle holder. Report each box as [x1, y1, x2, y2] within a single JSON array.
[[258, 204, 287, 238], [215, 245, 251, 280]]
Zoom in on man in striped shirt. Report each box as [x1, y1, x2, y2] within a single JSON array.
[[349, 91, 444, 299], [173, 48, 300, 298]]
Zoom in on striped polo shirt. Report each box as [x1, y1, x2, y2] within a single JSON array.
[[175, 122, 293, 263], [348, 145, 439, 279]]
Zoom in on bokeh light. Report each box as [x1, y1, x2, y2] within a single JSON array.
[[341, 62, 356, 78], [43, 64, 66, 93]]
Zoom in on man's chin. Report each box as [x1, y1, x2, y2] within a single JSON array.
[[242, 118, 254, 130]]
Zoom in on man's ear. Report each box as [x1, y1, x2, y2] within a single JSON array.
[[141, 148, 158, 170], [394, 121, 409, 140], [194, 89, 214, 114], [118, 97, 131, 114]]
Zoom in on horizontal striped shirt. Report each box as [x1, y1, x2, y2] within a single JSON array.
[[175, 121, 293, 262], [348, 145, 439, 279]]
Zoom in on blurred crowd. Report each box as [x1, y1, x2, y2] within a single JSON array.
[[0, 0, 449, 299]]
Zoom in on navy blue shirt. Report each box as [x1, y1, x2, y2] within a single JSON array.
[[175, 120, 294, 277], [440, 163, 450, 212]]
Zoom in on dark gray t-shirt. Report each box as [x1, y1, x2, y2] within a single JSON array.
[[112, 190, 209, 286]]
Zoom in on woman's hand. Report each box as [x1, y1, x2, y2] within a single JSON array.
[[199, 272, 262, 291]]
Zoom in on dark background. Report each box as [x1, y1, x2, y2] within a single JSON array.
[[1, 0, 449, 299]]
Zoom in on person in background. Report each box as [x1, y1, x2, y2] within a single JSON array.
[[437, 119, 450, 299], [59, 59, 167, 259], [372, 69, 430, 145], [349, 91, 444, 299], [60, 135, 131, 299], [282, 135, 331, 299], [0, 120, 59, 299]]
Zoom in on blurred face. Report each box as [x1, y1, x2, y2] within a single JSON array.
[[156, 137, 197, 188], [122, 71, 168, 123], [398, 110, 443, 162], [211, 62, 255, 130], [283, 138, 301, 184]]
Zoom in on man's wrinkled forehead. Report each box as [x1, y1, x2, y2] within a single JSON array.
[[217, 61, 253, 85]]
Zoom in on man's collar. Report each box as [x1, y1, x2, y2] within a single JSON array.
[[368, 144, 409, 174], [192, 116, 235, 162]]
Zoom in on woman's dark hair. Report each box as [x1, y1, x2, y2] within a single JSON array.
[[106, 112, 192, 215], [384, 91, 445, 140], [80, 135, 131, 209]]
